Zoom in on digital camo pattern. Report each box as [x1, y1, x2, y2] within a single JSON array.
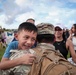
[[0, 49, 35, 75], [37, 23, 55, 35]]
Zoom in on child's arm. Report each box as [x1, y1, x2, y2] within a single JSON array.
[[0, 53, 35, 70]]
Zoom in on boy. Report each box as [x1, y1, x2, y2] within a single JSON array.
[[0, 22, 37, 72]]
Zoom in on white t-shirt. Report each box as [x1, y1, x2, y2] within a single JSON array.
[[72, 37, 76, 50], [68, 36, 76, 66]]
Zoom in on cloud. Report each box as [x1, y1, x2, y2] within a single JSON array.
[[0, 0, 76, 29], [42, 6, 76, 28], [1, 0, 34, 25], [15, 11, 36, 23], [15, 0, 33, 8]]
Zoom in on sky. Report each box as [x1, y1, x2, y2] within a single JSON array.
[[0, 0, 76, 29]]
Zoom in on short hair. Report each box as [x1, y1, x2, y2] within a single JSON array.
[[26, 18, 35, 22], [37, 23, 55, 43], [37, 34, 55, 43], [18, 22, 37, 33]]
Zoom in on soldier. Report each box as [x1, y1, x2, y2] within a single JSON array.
[[29, 23, 76, 75]]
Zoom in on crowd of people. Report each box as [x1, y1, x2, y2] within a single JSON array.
[[0, 18, 76, 75], [0, 29, 6, 48]]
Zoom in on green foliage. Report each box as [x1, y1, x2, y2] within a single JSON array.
[[0, 46, 5, 61], [67, 51, 70, 58]]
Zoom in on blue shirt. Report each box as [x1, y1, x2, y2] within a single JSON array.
[[3, 41, 18, 58], [12, 38, 17, 42], [3, 41, 36, 58]]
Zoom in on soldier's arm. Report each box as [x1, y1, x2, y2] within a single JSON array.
[[0, 54, 35, 70]]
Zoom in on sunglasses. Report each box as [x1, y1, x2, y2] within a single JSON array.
[[55, 28, 62, 31]]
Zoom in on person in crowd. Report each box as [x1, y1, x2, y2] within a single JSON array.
[[12, 30, 18, 42], [71, 24, 76, 49], [67, 24, 76, 65], [63, 28, 69, 40], [26, 18, 35, 24], [0, 22, 38, 70], [1, 30, 6, 48], [67, 24, 76, 40], [53, 26, 76, 60], [53, 26, 68, 59]]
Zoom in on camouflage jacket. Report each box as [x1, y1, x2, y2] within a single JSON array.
[[0, 49, 35, 75]]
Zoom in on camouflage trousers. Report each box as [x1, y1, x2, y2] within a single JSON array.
[[0, 65, 31, 75], [0, 70, 23, 75]]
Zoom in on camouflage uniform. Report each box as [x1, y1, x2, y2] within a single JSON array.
[[0, 49, 35, 75], [36, 23, 55, 54], [37, 23, 55, 35], [29, 23, 76, 75]]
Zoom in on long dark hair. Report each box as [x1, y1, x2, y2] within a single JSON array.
[[73, 24, 76, 36]]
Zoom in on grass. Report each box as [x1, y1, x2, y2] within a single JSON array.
[[67, 51, 70, 58], [0, 45, 5, 61]]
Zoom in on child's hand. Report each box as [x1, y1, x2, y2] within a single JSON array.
[[19, 53, 36, 65]]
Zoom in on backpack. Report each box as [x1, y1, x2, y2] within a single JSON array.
[[29, 46, 76, 75]]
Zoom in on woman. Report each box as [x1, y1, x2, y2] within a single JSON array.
[[67, 24, 76, 65], [53, 26, 76, 66]]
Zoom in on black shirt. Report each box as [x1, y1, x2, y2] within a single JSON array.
[[53, 40, 68, 59]]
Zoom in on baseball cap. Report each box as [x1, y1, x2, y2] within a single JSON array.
[[36, 23, 55, 35], [55, 23, 64, 31], [55, 26, 62, 31]]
